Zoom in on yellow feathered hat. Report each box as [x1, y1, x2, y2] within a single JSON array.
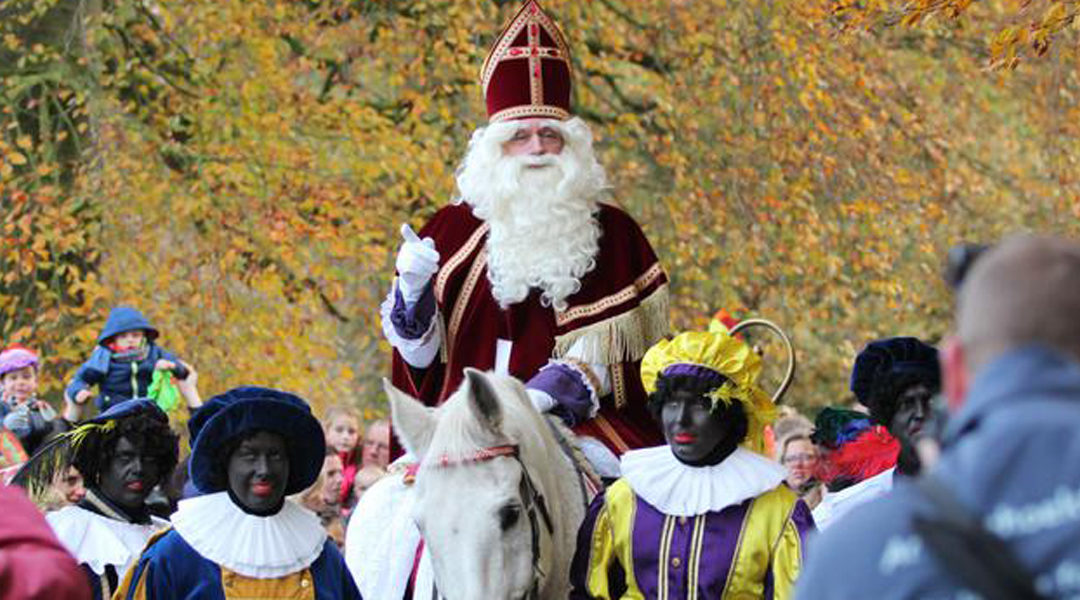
[[641, 320, 778, 453]]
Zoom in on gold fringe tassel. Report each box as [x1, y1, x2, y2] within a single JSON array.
[[553, 284, 670, 364]]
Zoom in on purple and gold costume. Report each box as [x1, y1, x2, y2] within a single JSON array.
[[572, 308, 812, 598], [571, 477, 813, 599]]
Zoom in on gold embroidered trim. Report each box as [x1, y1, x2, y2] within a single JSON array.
[[526, 16, 543, 106], [437, 311, 449, 364], [611, 362, 628, 409], [658, 515, 675, 600], [440, 247, 489, 399], [557, 262, 664, 326], [489, 104, 571, 123], [591, 414, 630, 454], [434, 223, 489, 304], [480, 1, 572, 96], [688, 516, 706, 600], [553, 283, 670, 364]]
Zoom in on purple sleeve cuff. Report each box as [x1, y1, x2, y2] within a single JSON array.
[[390, 283, 436, 340], [527, 363, 594, 427]]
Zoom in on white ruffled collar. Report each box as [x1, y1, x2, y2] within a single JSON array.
[[171, 491, 326, 579], [46, 505, 167, 575], [620, 446, 787, 516]]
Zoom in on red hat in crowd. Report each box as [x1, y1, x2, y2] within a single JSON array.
[[481, 0, 573, 122]]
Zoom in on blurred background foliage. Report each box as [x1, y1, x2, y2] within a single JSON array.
[[2, 0, 1079, 420]]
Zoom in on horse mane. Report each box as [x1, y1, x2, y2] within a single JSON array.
[[420, 373, 552, 467]]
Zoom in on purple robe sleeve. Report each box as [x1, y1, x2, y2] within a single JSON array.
[[389, 284, 437, 340], [565, 492, 609, 600], [381, 281, 441, 369]]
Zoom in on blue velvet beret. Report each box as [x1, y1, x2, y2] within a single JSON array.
[[850, 337, 939, 406], [188, 386, 326, 495], [86, 398, 165, 425]]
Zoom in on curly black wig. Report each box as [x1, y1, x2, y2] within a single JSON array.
[[864, 372, 940, 428], [850, 337, 940, 428], [72, 409, 179, 488], [647, 373, 749, 448]]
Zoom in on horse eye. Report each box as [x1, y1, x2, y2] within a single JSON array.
[[498, 504, 521, 531]]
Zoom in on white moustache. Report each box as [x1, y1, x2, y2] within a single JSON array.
[[518, 155, 558, 169]]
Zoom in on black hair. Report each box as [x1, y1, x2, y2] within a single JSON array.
[[647, 374, 749, 448], [865, 371, 940, 428], [73, 410, 179, 488]]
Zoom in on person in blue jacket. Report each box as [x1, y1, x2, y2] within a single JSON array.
[[797, 235, 1080, 599], [66, 306, 199, 414], [114, 386, 362, 600]]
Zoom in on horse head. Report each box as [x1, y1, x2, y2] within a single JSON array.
[[386, 368, 583, 600]]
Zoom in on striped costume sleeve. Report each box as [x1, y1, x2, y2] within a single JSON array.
[[769, 498, 816, 600], [113, 529, 173, 600], [570, 490, 617, 599], [571, 481, 640, 599]]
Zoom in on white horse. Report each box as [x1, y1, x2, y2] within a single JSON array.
[[348, 368, 589, 600]]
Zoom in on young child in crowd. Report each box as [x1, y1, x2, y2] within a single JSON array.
[[65, 306, 197, 414], [323, 405, 363, 507], [351, 465, 386, 506], [0, 345, 61, 454], [298, 451, 347, 548]]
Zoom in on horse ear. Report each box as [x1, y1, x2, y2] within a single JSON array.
[[383, 378, 436, 458], [464, 368, 502, 434]]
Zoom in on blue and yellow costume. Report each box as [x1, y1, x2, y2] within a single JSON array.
[[570, 324, 815, 599], [114, 387, 362, 600], [116, 499, 355, 599]]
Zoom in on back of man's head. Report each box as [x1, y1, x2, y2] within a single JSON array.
[[958, 234, 1080, 372]]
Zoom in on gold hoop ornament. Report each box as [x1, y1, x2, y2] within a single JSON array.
[[729, 318, 796, 405]]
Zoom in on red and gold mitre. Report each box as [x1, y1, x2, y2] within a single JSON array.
[[480, 1, 573, 122]]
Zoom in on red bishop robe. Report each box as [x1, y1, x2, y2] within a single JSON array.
[[391, 201, 668, 457]]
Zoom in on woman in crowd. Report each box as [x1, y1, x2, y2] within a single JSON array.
[[777, 431, 825, 510]]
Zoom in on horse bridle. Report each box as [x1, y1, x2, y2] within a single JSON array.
[[421, 444, 555, 600]]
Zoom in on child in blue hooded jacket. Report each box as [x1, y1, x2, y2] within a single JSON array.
[[66, 306, 198, 413]]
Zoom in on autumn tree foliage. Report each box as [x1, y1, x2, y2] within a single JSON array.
[[2, 0, 1078, 415]]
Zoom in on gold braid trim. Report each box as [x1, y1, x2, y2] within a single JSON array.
[[610, 363, 628, 409], [553, 284, 670, 364]]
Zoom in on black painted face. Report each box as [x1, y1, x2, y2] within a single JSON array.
[[227, 431, 289, 513], [661, 389, 735, 464], [890, 383, 934, 445], [98, 436, 161, 512]]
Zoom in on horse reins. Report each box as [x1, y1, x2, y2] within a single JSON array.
[[422, 443, 554, 600]]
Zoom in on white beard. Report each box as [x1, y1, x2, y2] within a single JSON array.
[[455, 118, 608, 312]]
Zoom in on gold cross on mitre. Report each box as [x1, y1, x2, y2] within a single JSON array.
[[480, 0, 574, 122]]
